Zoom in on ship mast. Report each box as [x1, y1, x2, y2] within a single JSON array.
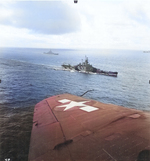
[[85, 55, 88, 65]]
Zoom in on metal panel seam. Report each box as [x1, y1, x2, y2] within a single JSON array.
[[45, 99, 66, 141]]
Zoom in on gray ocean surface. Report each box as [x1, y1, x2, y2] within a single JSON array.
[[0, 47, 150, 111]]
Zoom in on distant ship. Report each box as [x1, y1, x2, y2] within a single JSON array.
[[143, 51, 150, 53], [62, 56, 118, 77], [43, 50, 58, 55]]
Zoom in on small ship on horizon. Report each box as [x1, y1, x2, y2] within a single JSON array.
[[43, 50, 59, 55]]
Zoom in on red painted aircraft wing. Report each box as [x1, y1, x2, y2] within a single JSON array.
[[28, 94, 150, 161]]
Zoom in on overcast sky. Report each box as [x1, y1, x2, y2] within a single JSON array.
[[0, 0, 150, 50]]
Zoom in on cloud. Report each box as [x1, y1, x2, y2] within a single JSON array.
[[0, 0, 150, 50], [0, 1, 81, 35], [124, 0, 150, 26]]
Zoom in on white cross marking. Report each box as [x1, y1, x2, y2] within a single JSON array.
[[57, 99, 99, 112]]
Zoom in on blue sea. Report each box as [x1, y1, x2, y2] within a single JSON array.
[[0, 47, 150, 111]]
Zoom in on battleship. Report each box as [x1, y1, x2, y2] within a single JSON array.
[[62, 56, 118, 77]]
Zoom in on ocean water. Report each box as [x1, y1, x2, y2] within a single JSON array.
[[0, 47, 150, 160], [0, 47, 150, 111]]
